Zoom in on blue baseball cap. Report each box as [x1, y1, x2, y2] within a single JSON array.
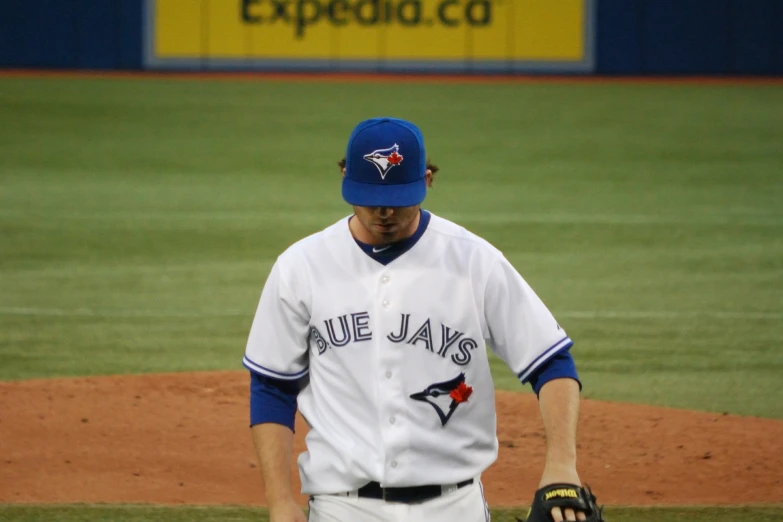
[[342, 117, 427, 208]]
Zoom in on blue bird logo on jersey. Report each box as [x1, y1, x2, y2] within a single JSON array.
[[410, 373, 473, 427], [363, 144, 403, 179]]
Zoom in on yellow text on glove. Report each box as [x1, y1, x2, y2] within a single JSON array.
[[545, 488, 579, 501]]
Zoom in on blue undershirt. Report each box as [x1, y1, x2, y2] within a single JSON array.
[[526, 348, 581, 396], [248, 209, 580, 429], [249, 372, 304, 431]]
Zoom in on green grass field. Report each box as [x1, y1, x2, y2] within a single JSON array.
[[1, 75, 781, 520]]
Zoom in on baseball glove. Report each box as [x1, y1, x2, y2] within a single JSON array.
[[516, 484, 605, 522]]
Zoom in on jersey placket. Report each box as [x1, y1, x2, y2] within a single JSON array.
[[373, 264, 408, 485]]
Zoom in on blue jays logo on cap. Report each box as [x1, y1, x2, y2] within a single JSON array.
[[343, 117, 427, 208], [363, 144, 403, 179]]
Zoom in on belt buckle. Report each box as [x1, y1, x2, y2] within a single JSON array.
[[382, 487, 390, 502]]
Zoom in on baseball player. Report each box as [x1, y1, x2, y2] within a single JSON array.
[[243, 118, 603, 522]]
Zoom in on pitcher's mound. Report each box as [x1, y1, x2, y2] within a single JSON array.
[[1, 372, 781, 506]]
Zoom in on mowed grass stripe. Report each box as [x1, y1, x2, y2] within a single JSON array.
[[0, 505, 781, 522], [3, 205, 782, 226], [1, 307, 781, 320]]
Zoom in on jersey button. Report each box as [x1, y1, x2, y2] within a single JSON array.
[[389, 416, 396, 424], [381, 275, 390, 284], [382, 300, 390, 308], [385, 371, 392, 379], [391, 461, 398, 468]]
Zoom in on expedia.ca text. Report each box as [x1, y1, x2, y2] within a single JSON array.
[[241, 0, 495, 38]]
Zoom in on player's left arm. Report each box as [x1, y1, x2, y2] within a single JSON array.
[[483, 256, 601, 522], [482, 255, 577, 391], [537, 377, 585, 521]]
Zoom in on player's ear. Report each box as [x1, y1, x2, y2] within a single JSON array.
[[424, 169, 433, 188], [338, 158, 347, 177]]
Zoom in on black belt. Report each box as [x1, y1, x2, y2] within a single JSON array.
[[357, 478, 474, 504]]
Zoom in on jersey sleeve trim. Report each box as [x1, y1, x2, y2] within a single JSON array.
[[517, 335, 574, 383], [243, 355, 309, 381]]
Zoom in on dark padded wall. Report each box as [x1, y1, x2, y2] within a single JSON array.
[[0, 0, 780, 74], [0, 0, 143, 70]]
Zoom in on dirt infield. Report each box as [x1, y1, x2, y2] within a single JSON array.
[[2, 69, 783, 86], [1, 372, 782, 507]]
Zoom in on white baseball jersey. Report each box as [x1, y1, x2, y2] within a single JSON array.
[[243, 212, 571, 495]]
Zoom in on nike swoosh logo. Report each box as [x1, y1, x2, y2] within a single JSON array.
[[372, 246, 391, 253]]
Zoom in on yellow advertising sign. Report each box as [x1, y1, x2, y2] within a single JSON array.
[[147, 0, 594, 71]]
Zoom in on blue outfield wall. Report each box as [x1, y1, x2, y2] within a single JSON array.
[[597, 0, 783, 74], [0, 0, 780, 75], [0, 0, 143, 70]]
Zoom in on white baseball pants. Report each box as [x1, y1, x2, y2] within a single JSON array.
[[307, 479, 491, 522]]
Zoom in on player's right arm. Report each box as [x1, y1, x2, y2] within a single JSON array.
[[243, 259, 311, 522], [252, 423, 306, 522]]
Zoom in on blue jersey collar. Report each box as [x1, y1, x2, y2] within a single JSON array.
[[352, 210, 431, 265]]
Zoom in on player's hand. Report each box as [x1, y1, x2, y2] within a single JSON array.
[[539, 467, 587, 521], [549, 505, 587, 521], [268, 499, 307, 522], [518, 478, 602, 522]]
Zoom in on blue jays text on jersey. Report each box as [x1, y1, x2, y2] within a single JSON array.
[[311, 312, 480, 366]]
